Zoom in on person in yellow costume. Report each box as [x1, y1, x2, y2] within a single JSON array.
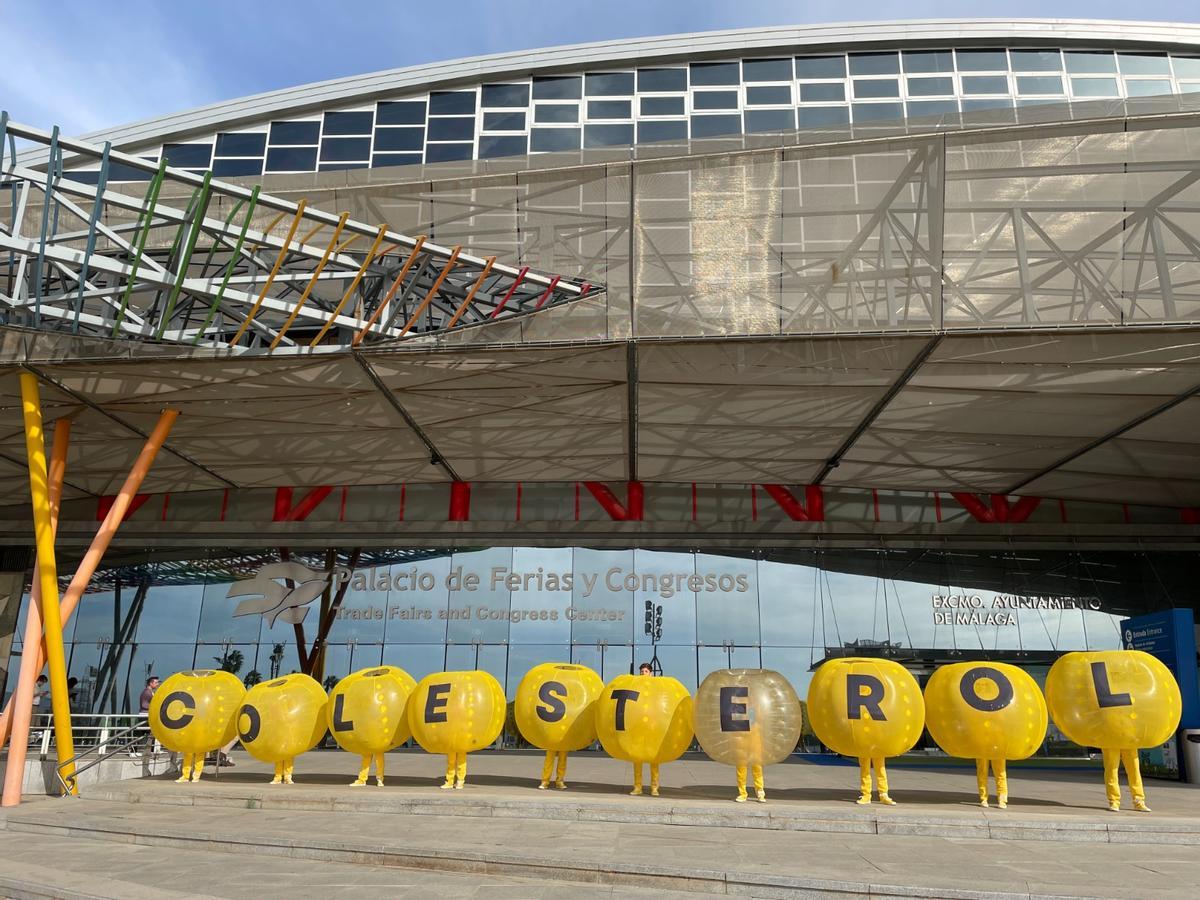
[[147, 670, 245, 784], [326, 665, 416, 787], [692, 668, 803, 802], [237, 673, 328, 785], [1046, 650, 1181, 812], [596, 665, 693, 796], [806, 657, 924, 805], [408, 670, 506, 789], [514, 662, 604, 790], [924, 662, 1048, 808]]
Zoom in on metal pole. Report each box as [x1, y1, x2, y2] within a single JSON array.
[[16, 373, 75, 795]]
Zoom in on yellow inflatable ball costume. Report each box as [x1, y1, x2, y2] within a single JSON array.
[[807, 657, 924, 805], [408, 670, 506, 789], [327, 665, 417, 787], [693, 669, 803, 803], [237, 673, 328, 785], [514, 663, 604, 790], [1046, 650, 1181, 812], [596, 673, 693, 796], [148, 669, 245, 783], [924, 662, 1047, 808]]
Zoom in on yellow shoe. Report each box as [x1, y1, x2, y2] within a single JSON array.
[[350, 779, 366, 787], [756, 791, 767, 803], [269, 777, 282, 785], [997, 796, 1008, 810], [980, 798, 989, 808], [1108, 801, 1120, 812], [174, 775, 190, 784], [440, 781, 455, 790], [375, 778, 384, 788], [555, 781, 567, 790], [735, 794, 747, 803], [454, 781, 465, 789], [538, 782, 549, 790], [855, 794, 871, 805], [879, 794, 897, 806], [1134, 800, 1151, 812], [283, 777, 294, 785], [650, 786, 660, 797], [190, 774, 202, 783], [630, 787, 643, 796]]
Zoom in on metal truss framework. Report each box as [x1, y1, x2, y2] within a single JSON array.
[[0, 116, 599, 351]]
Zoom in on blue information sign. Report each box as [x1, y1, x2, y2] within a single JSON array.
[[1121, 608, 1200, 730]]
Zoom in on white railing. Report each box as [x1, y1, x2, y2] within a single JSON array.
[[30, 713, 162, 758]]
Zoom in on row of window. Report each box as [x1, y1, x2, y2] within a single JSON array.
[[63, 49, 1200, 180]]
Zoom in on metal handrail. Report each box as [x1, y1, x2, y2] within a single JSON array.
[[53, 716, 162, 797]]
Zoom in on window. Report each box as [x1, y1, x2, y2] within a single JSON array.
[[1064, 51, 1117, 74], [903, 50, 954, 73], [692, 91, 738, 110], [1125, 80, 1173, 97], [373, 128, 424, 152], [637, 68, 687, 92], [530, 128, 581, 152], [478, 135, 528, 158], [483, 111, 525, 131], [956, 49, 1008, 71], [372, 152, 422, 168], [798, 106, 850, 127], [746, 85, 791, 105], [376, 101, 426, 126], [637, 120, 687, 143], [907, 99, 959, 117], [269, 121, 320, 145], [795, 55, 846, 79], [799, 82, 845, 103], [429, 91, 476, 115], [424, 143, 473, 163], [533, 75, 582, 99], [427, 117, 474, 141], [583, 123, 634, 148], [265, 146, 317, 172], [323, 111, 373, 135], [962, 75, 1010, 95], [1071, 77, 1119, 97], [690, 61, 739, 85], [852, 79, 899, 99], [585, 72, 634, 96], [534, 104, 578, 123], [907, 77, 954, 97], [744, 108, 795, 133], [852, 102, 904, 122], [161, 144, 212, 168], [319, 163, 366, 172], [319, 138, 370, 162], [587, 100, 631, 119], [212, 158, 262, 178], [1010, 50, 1062, 71], [481, 83, 530, 108], [1016, 75, 1064, 95], [214, 133, 266, 157], [849, 52, 899, 76], [1118, 54, 1170, 76], [690, 114, 741, 138], [640, 96, 684, 116], [1171, 56, 1200, 78], [961, 98, 1014, 112], [742, 58, 792, 82]]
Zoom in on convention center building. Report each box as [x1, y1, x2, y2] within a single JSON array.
[[1, 18, 1199, 767]]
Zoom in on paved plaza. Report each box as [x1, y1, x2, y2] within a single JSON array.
[[2, 750, 1199, 899]]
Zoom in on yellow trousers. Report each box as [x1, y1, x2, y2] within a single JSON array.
[[443, 752, 467, 787], [540, 750, 568, 786], [858, 757, 889, 798], [175, 752, 202, 783], [1103, 748, 1145, 807], [354, 753, 385, 785], [976, 758, 1008, 804], [271, 758, 294, 784], [632, 762, 659, 792], [735, 764, 764, 799]]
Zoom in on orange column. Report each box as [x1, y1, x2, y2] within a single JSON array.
[[0, 420, 69, 806]]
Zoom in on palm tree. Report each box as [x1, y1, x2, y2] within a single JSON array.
[[269, 643, 285, 679], [243, 669, 262, 687], [214, 648, 244, 675]]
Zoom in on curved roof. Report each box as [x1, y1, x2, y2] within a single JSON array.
[[69, 18, 1200, 151]]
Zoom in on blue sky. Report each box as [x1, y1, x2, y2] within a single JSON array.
[[2, 0, 1198, 135]]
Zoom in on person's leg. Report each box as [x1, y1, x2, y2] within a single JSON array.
[[190, 752, 203, 782], [753, 765, 765, 802], [283, 758, 294, 784], [175, 752, 192, 783], [540, 750, 554, 789], [650, 763, 660, 796], [374, 753, 385, 787], [455, 752, 467, 787], [555, 750, 568, 789], [352, 754, 370, 786], [441, 753, 455, 788], [1102, 747, 1121, 810], [271, 760, 283, 785], [856, 756, 872, 804], [630, 762, 643, 795], [735, 764, 748, 802], [1122, 749, 1149, 811], [976, 757, 989, 806], [994, 759, 1008, 809], [876, 758, 895, 805]]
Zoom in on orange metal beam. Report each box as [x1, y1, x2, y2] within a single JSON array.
[[230, 200, 308, 346], [309, 225, 389, 347], [268, 212, 350, 351], [444, 257, 496, 328], [399, 247, 461, 337], [351, 236, 426, 346]]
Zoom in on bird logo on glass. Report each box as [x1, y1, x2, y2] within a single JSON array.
[[228, 562, 348, 626]]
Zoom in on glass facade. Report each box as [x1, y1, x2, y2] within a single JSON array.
[[64, 48, 1200, 182], [2, 548, 1126, 733]]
